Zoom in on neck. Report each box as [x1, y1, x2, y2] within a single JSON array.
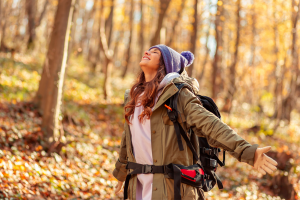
[[144, 71, 157, 82]]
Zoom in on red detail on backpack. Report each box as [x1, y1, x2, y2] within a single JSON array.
[[199, 168, 205, 175], [181, 175, 196, 182], [164, 104, 172, 111], [181, 169, 196, 178]]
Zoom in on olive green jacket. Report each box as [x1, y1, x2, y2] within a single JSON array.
[[113, 70, 258, 200]]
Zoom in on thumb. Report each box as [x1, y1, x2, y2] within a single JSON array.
[[259, 146, 271, 154]]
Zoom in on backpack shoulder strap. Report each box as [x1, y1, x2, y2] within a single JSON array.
[[166, 82, 199, 161]]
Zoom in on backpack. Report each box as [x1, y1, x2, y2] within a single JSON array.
[[164, 82, 226, 192]]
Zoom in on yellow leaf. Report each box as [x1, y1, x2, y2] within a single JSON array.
[[20, 165, 26, 171]]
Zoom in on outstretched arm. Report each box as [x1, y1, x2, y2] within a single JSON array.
[[179, 88, 277, 172]]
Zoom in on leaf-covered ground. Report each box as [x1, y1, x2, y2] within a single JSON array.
[[0, 55, 299, 199]]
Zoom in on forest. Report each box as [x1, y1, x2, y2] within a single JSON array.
[[0, 0, 299, 199]]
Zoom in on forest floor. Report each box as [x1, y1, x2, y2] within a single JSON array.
[[0, 54, 299, 199]]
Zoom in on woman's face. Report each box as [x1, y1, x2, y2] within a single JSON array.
[[139, 48, 161, 73]]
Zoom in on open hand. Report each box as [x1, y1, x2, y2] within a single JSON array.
[[115, 181, 124, 194], [253, 146, 278, 175]]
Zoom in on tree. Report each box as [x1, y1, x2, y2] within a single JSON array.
[[121, 0, 134, 78], [166, 0, 186, 47], [197, 16, 212, 85], [211, 0, 224, 99], [25, 0, 49, 49], [139, 0, 145, 57], [33, 0, 75, 150], [0, 0, 13, 52], [278, 0, 300, 122], [150, 0, 172, 46], [98, 0, 116, 100], [221, 0, 241, 112], [187, 0, 199, 77]]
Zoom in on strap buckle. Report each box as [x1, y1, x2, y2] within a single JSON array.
[[163, 165, 168, 175], [142, 165, 153, 174], [210, 159, 217, 168], [202, 148, 212, 155], [167, 110, 178, 122]]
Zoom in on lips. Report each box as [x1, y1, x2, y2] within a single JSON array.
[[142, 56, 150, 60]]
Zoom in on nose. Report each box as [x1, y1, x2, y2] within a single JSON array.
[[144, 51, 150, 56]]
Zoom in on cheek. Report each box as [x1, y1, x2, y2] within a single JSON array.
[[151, 55, 160, 66]]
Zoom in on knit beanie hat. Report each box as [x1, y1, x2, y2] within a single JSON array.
[[148, 44, 194, 74]]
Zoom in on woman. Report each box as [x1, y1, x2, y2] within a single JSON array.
[[113, 44, 278, 200]]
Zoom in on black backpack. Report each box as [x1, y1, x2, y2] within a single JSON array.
[[164, 82, 226, 192]]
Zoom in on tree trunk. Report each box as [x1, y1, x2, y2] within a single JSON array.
[[272, 0, 283, 131], [187, 0, 198, 77], [14, 1, 24, 44], [150, 0, 171, 46], [67, 0, 79, 62], [197, 18, 211, 84], [98, 0, 115, 100], [33, 0, 75, 149], [247, 0, 257, 105], [105, 2, 114, 46], [0, 0, 13, 52], [0, 0, 2, 50], [222, 0, 241, 112], [279, 0, 300, 122], [249, 0, 256, 67], [139, 0, 145, 57], [211, 0, 224, 99], [25, 0, 36, 49], [121, 0, 134, 78], [166, 0, 186, 47], [36, 0, 49, 27], [89, 2, 102, 73], [25, 0, 48, 50]]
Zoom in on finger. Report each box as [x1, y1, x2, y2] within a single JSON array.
[[115, 184, 122, 193], [260, 146, 272, 154], [115, 187, 121, 194], [264, 154, 278, 166], [258, 167, 266, 175], [264, 160, 277, 171], [261, 164, 274, 174]]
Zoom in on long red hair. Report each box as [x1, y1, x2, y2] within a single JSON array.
[[124, 56, 166, 125]]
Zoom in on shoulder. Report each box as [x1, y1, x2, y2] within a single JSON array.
[[178, 87, 203, 109]]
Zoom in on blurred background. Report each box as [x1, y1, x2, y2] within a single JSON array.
[[0, 0, 300, 199]]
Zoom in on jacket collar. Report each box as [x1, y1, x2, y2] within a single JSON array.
[[152, 68, 200, 112], [125, 68, 199, 113]]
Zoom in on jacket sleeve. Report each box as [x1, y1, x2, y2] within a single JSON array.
[[112, 130, 128, 181], [179, 88, 258, 166], [112, 90, 130, 181]]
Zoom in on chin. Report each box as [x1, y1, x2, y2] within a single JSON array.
[[139, 60, 147, 67]]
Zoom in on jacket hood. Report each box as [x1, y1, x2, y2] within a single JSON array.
[[158, 72, 180, 91], [155, 69, 200, 105], [159, 69, 200, 94], [172, 69, 200, 94], [155, 72, 180, 105]]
